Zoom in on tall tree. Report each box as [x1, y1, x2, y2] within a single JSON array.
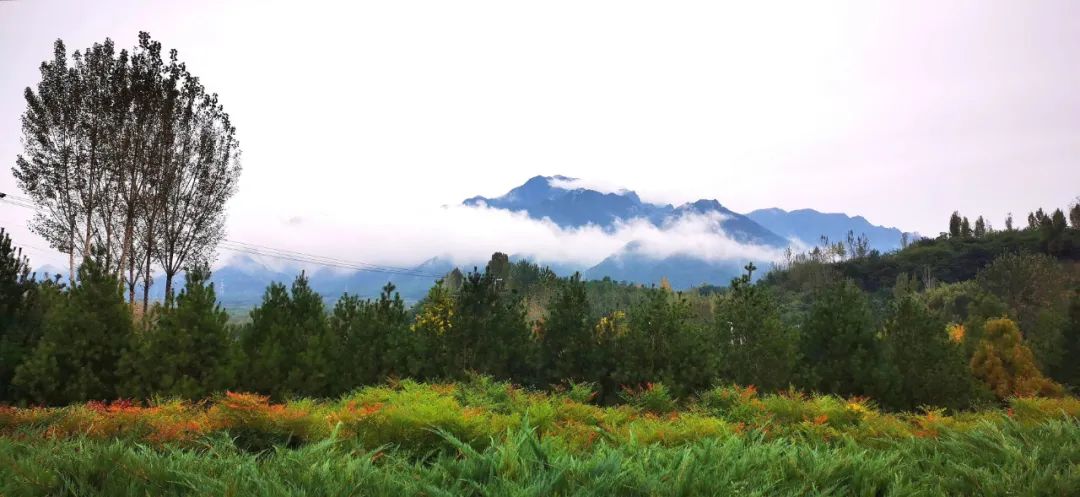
[[973, 216, 987, 238], [948, 211, 962, 238], [15, 40, 90, 282], [13, 32, 240, 306], [154, 52, 240, 300]]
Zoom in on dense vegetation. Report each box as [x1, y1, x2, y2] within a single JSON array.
[[1, 378, 1078, 496]]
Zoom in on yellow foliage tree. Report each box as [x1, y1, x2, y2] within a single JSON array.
[[659, 276, 672, 292], [970, 318, 1063, 399]]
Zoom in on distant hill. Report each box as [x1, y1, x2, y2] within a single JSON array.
[[746, 207, 909, 252]]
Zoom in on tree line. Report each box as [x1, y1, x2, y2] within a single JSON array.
[[1, 221, 1077, 410], [12, 33, 240, 314]]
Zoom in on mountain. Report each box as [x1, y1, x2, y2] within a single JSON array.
[[465, 175, 788, 248], [464, 175, 671, 229], [746, 208, 908, 252], [670, 199, 788, 247], [465, 175, 910, 288]]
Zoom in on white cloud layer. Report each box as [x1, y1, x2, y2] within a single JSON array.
[[222, 204, 787, 272]]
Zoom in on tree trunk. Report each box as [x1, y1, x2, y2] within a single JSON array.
[[68, 220, 76, 284], [164, 271, 175, 304], [141, 250, 152, 318]]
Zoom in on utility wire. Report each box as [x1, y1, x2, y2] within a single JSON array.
[[0, 191, 443, 279]]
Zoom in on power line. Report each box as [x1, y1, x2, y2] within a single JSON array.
[[0, 192, 444, 279]]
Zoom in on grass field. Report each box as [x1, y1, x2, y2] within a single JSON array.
[[2, 378, 1078, 496]]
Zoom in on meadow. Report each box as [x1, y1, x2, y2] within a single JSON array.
[[2, 377, 1078, 496]]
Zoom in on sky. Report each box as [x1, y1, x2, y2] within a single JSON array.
[[1, 0, 1079, 270]]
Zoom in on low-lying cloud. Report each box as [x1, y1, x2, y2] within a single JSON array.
[[223, 203, 789, 273]]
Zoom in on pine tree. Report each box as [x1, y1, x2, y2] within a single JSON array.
[[880, 295, 979, 411], [451, 269, 532, 381], [970, 318, 1062, 398], [0, 229, 51, 402], [123, 265, 235, 399], [540, 273, 593, 385], [616, 288, 701, 395], [239, 272, 332, 399], [329, 283, 410, 390], [713, 276, 798, 391], [800, 279, 883, 397], [12, 249, 134, 404]]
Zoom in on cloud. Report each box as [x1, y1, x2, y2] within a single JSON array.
[[221, 204, 788, 272], [547, 177, 634, 197]]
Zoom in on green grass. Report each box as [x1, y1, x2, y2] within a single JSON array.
[[1, 378, 1078, 496], [2, 420, 1077, 496]]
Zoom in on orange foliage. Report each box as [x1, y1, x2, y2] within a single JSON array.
[[970, 318, 1063, 399]]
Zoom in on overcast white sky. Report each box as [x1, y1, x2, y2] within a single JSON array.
[[1, 0, 1079, 269]]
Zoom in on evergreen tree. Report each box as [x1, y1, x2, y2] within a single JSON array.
[[713, 276, 798, 391], [1070, 202, 1080, 229], [329, 283, 410, 390], [880, 295, 978, 410], [13, 250, 134, 405], [123, 265, 235, 399], [449, 268, 531, 381], [800, 279, 883, 397], [239, 272, 333, 399], [0, 229, 53, 402], [540, 273, 594, 385], [615, 288, 700, 395], [970, 318, 1062, 398]]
